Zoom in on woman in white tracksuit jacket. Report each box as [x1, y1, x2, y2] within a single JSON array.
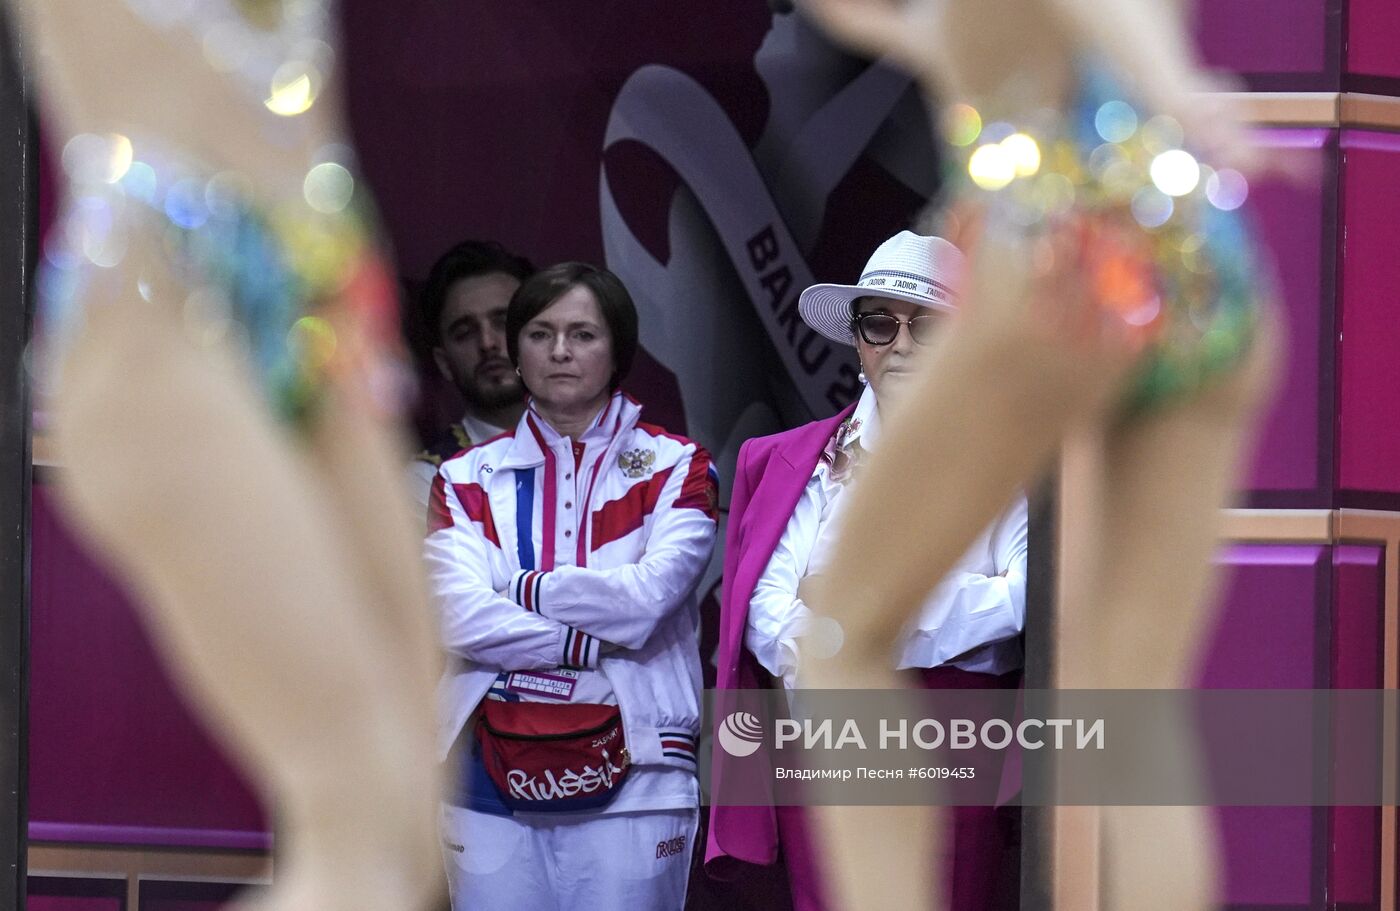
[[424, 262, 717, 911]]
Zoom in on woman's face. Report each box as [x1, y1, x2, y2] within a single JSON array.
[[853, 296, 938, 406], [517, 284, 616, 415]]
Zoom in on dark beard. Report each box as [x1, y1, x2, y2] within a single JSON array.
[[456, 371, 525, 412]]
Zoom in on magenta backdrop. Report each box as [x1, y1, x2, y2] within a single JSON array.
[[27, 2, 1400, 909], [1240, 129, 1333, 502], [1200, 546, 1329, 906], [1194, 0, 1332, 80], [1338, 131, 1400, 501], [1198, 543, 1385, 908], [1347, 0, 1400, 79], [1330, 545, 1385, 907], [28, 483, 266, 838]]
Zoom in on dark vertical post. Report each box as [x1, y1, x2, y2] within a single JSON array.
[[0, 5, 34, 910], [1020, 479, 1057, 910]]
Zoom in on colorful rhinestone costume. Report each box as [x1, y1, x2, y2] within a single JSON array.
[[945, 65, 1265, 415], [37, 0, 408, 427]]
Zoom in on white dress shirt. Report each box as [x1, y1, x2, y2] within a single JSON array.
[[745, 385, 1028, 688]]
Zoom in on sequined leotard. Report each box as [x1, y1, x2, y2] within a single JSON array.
[[946, 64, 1265, 415]]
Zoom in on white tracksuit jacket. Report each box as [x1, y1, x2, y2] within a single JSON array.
[[425, 391, 718, 771]]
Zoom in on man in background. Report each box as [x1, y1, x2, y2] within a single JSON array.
[[409, 241, 534, 512]]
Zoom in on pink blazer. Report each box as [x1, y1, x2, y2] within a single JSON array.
[[704, 406, 853, 910]]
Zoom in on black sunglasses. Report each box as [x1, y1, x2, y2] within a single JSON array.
[[851, 312, 941, 346]]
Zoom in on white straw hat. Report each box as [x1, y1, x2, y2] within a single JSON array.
[[798, 231, 965, 346]]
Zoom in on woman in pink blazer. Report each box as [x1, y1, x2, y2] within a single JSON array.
[[706, 408, 847, 910], [706, 233, 1025, 911]]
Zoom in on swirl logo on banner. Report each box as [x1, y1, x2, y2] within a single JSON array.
[[597, 14, 940, 669], [600, 13, 939, 474]]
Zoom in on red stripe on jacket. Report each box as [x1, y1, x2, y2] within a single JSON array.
[[636, 421, 693, 447], [453, 482, 500, 548], [674, 448, 718, 520], [576, 450, 609, 567], [589, 465, 676, 553], [427, 473, 453, 535]]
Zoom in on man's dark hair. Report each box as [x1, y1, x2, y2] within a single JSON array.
[[506, 262, 639, 390], [420, 240, 535, 345]]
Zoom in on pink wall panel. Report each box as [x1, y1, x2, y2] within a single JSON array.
[[1347, 0, 1400, 80], [1332, 544, 1384, 689], [1213, 807, 1318, 906], [27, 899, 121, 911], [1193, 544, 1385, 909], [29, 481, 267, 839], [1199, 546, 1325, 689], [1198, 546, 1328, 905], [1330, 545, 1384, 907], [1243, 129, 1333, 499], [1338, 131, 1400, 499], [28, 895, 121, 911], [28, 878, 252, 910], [1194, 0, 1331, 78]]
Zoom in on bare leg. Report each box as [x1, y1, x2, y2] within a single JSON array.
[[18, 0, 443, 904], [1062, 320, 1277, 911], [804, 326, 1106, 909], [304, 393, 444, 714], [1072, 332, 1277, 690], [50, 241, 441, 911]]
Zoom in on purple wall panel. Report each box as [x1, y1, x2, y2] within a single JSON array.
[[1243, 130, 1333, 500], [1332, 545, 1384, 689], [1197, 545, 1325, 689], [26, 899, 121, 911], [141, 880, 253, 910], [1193, 0, 1329, 78], [27, 878, 252, 910], [1214, 807, 1317, 906], [142, 900, 244, 911], [1329, 545, 1384, 908], [29, 481, 267, 838], [27, 877, 124, 910], [1197, 545, 1327, 905], [1348, 0, 1400, 80], [1338, 131, 1400, 499]]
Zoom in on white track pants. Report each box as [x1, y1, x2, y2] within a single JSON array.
[[441, 804, 699, 911]]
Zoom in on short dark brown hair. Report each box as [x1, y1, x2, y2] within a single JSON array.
[[506, 262, 639, 390], [420, 240, 535, 345]]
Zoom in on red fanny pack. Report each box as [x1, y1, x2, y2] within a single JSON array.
[[475, 702, 631, 812]]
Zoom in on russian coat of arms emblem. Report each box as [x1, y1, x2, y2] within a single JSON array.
[[618, 448, 657, 478]]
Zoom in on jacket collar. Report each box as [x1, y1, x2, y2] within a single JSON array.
[[499, 391, 642, 469]]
